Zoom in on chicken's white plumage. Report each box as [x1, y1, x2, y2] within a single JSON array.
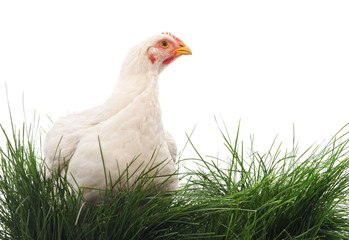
[[44, 33, 191, 202]]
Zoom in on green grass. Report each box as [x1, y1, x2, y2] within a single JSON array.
[[1, 111, 349, 239]]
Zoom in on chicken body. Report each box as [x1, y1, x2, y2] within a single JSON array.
[[44, 33, 191, 202]]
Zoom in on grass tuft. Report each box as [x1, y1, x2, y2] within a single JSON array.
[[1, 111, 349, 239]]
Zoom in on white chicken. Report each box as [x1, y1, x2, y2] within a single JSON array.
[[44, 32, 192, 202]]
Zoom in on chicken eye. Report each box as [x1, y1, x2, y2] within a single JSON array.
[[160, 40, 169, 48]]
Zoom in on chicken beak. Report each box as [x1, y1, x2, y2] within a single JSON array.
[[173, 44, 192, 56]]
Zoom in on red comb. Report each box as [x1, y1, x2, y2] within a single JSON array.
[[162, 32, 183, 43]]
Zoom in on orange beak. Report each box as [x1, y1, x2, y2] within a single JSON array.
[[172, 43, 192, 56]]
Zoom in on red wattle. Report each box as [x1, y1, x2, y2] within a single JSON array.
[[163, 56, 176, 65]]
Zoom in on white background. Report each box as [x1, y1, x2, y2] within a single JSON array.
[[1, 1, 349, 160]]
